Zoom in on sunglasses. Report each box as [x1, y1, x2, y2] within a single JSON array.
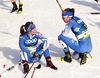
[[62, 16, 72, 19], [62, 16, 68, 19], [62, 16, 65, 19]]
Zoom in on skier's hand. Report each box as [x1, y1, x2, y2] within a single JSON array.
[[32, 50, 43, 59], [31, 52, 39, 57], [34, 53, 40, 58], [41, 48, 46, 52]]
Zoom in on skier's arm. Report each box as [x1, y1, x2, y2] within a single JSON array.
[[61, 22, 72, 36], [36, 32, 50, 51], [19, 36, 31, 54]]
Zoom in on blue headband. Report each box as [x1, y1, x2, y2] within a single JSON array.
[[62, 10, 73, 17], [25, 22, 36, 32]]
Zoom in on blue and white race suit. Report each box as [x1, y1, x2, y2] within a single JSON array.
[[58, 16, 92, 54], [19, 32, 50, 63]]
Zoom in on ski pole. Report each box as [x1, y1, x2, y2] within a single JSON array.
[[56, 0, 63, 11], [90, 12, 100, 14], [31, 64, 41, 78], [24, 50, 43, 78], [24, 60, 36, 78], [80, 12, 100, 14], [89, 54, 94, 59]]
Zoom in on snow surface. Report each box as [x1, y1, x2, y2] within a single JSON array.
[[0, 0, 100, 78]]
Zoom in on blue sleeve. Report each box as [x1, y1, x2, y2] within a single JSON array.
[[19, 35, 31, 54]]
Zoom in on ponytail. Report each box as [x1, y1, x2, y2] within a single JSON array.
[[20, 25, 26, 35], [20, 22, 31, 35]]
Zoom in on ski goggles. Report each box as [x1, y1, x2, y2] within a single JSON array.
[[25, 22, 36, 32], [62, 10, 73, 17]]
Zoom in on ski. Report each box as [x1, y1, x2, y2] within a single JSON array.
[[0, 66, 15, 77], [59, 56, 73, 62], [59, 54, 94, 61], [59, 57, 64, 61], [0, 61, 12, 70], [0, 62, 21, 77]]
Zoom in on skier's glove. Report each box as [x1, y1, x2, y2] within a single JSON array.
[[32, 50, 43, 58]]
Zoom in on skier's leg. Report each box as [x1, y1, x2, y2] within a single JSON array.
[[36, 43, 58, 70], [59, 40, 72, 63], [10, 0, 18, 13], [20, 51, 29, 73], [18, 0, 23, 13]]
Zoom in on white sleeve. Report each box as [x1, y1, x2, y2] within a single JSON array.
[[61, 26, 70, 36], [36, 32, 50, 49], [42, 38, 50, 49], [39, 37, 50, 49]]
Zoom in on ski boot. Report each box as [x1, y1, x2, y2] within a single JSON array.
[[22, 60, 29, 74], [11, 2, 18, 13], [79, 52, 87, 65], [60, 51, 72, 63], [94, 0, 98, 3], [18, 5, 23, 13], [46, 56, 58, 70]]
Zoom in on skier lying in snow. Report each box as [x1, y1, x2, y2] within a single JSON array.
[[10, 0, 23, 13], [58, 8, 92, 65], [19, 21, 58, 73]]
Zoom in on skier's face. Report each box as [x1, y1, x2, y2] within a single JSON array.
[[62, 16, 71, 23], [30, 27, 37, 35]]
